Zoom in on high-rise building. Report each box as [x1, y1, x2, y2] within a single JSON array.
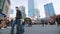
[[33, 9, 40, 23], [0, 0, 10, 17], [28, 0, 34, 17], [34, 9, 40, 18], [20, 6, 26, 19], [44, 3, 55, 17]]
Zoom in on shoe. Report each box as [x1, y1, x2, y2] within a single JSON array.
[[16, 33, 20, 34], [10, 33, 14, 34], [16, 33, 18, 34]]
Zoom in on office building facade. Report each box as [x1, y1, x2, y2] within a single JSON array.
[[28, 0, 34, 17], [0, 0, 10, 17], [20, 6, 26, 19], [44, 3, 55, 17]]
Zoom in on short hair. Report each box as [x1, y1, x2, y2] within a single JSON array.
[[16, 6, 18, 8]]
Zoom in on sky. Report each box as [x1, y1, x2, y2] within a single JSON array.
[[10, 0, 60, 18]]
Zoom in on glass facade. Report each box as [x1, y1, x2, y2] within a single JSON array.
[[44, 3, 55, 17], [0, 0, 5, 9], [7, 0, 10, 4], [0, 0, 5, 13], [28, 0, 34, 17], [0, 0, 10, 13], [34, 9, 40, 16], [20, 6, 25, 13], [20, 6, 26, 19]]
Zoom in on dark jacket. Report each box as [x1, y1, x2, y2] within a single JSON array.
[[16, 10, 22, 19]]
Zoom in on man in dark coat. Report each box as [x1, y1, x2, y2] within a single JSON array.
[[11, 7, 24, 34]]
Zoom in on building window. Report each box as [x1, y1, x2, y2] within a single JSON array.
[[5, 6, 8, 14]]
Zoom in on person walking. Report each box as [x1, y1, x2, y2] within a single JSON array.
[[56, 15, 60, 27], [10, 6, 24, 34], [41, 19, 45, 27]]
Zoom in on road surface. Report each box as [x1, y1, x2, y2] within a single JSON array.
[[0, 25, 60, 34]]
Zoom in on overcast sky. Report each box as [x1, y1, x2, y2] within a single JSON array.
[[10, 0, 60, 18]]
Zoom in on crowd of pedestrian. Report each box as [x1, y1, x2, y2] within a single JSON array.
[[0, 6, 25, 34]]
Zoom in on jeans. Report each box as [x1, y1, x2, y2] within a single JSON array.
[[11, 19, 23, 34]]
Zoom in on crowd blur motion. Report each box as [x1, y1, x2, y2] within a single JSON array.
[[0, 14, 13, 29], [0, 13, 60, 29]]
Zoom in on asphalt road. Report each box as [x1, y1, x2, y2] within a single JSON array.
[[0, 25, 60, 34]]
